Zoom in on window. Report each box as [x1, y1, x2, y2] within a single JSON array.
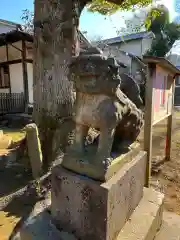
[[0, 65, 10, 88], [175, 76, 180, 86]]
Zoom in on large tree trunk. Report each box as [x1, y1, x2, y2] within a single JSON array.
[[33, 0, 88, 170]]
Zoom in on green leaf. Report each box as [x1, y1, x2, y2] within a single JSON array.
[[87, 0, 153, 15]]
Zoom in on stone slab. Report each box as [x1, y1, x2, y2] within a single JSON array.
[[51, 150, 147, 240], [12, 198, 77, 240], [155, 211, 180, 240], [17, 211, 77, 240], [62, 142, 141, 181], [117, 187, 164, 240], [25, 123, 42, 179]]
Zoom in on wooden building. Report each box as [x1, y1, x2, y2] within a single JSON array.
[[0, 30, 33, 113]]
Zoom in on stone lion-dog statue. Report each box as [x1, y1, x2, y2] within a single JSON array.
[[61, 49, 144, 179]]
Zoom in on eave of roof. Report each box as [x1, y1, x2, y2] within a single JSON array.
[[0, 29, 92, 52], [0, 30, 33, 47], [143, 56, 180, 75], [78, 30, 92, 49], [0, 19, 20, 27]]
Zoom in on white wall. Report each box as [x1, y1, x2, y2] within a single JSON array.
[[102, 44, 132, 68], [142, 37, 153, 55], [9, 63, 33, 104], [114, 37, 153, 57], [7, 41, 22, 60], [27, 63, 33, 103], [0, 41, 34, 63], [102, 40, 143, 69], [1, 63, 33, 104], [9, 63, 24, 93], [119, 39, 143, 57], [102, 37, 153, 75], [0, 41, 23, 63], [0, 88, 9, 93], [0, 31, 33, 101]]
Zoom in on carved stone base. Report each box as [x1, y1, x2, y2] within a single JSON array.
[[51, 150, 147, 240], [61, 142, 140, 181]]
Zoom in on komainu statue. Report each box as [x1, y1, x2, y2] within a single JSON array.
[[61, 49, 144, 180], [119, 73, 143, 108]]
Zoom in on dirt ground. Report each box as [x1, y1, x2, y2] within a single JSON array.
[[0, 167, 51, 240], [139, 111, 180, 215], [0, 112, 180, 239]]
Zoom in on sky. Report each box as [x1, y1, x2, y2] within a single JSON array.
[[0, 0, 176, 40]]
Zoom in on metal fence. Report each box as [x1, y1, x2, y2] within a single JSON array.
[[0, 93, 25, 114]]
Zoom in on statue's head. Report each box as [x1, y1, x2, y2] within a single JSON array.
[[68, 50, 121, 95]]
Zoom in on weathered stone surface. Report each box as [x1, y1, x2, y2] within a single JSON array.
[[18, 210, 77, 240], [52, 151, 147, 240], [120, 73, 143, 108], [25, 123, 42, 179], [62, 52, 144, 179], [117, 188, 164, 240], [155, 211, 180, 240], [11, 198, 77, 240], [61, 142, 140, 181]]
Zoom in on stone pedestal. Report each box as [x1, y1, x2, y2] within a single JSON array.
[[51, 150, 147, 240], [62, 142, 141, 181]]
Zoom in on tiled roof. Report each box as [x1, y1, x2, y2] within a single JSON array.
[[78, 30, 92, 50], [0, 19, 20, 27], [100, 31, 154, 45], [0, 29, 92, 51]]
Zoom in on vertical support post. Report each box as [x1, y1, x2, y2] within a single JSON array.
[[6, 44, 11, 94], [144, 63, 155, 188], [0, 67, 5, 87], [165, 77, 175, 161], [22, 40, 29, 111]]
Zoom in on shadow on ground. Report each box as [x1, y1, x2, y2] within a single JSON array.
[[0, 167, 32, 198], [2, 189, 37, 219], [0, 179, 37, 240]]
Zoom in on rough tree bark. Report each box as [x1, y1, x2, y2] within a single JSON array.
[[33, 0, 90, 170]]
